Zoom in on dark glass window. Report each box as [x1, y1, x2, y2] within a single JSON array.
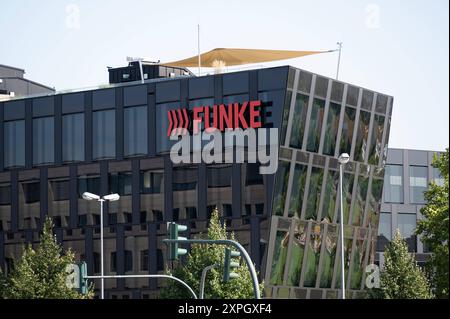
[[110, 252, 117, 272], [62, 113, 84, 162], [298, 72, 312, 93], [273, 161, 290, 216], [368, 115, 385, 165], [409, 166, 427, 204], [287, 164, 307, 219], [4, 120, 25, 168], [140, 171, 163, 194], [22, 181, 40, 204], [125, 250, 133, 272], [289, 94, 309, 149], [207, 166, 232, 188], [352, 173, 369, 226], [384, 165, 403, 203], [305, 167, 324, 220], [354, 111, 371, 162], [398, 213, 417, 252], [157, 249, 164, 271], [346, 86, 359, 106], [0, 184, 11, 205], [322, 102, 341, 156], [314, 76, 328, 98], [375, 94, 388, 113], [281, 91, 292, 145], [33, 117, 54, 165], [339, 107, 356, 155], [93, 110, 115, 160], [269, 230, 289, 285], [141, 250, 148, 271], [124, 106, 148, 157], [377, 212, 391, 251], [77, 175, 100, 198], [50, 179, 70, 201], [109, 172, 132, 196], [92, 252, 100, 273], [361, 90, 374, 111], [245, 163, 264, 185], [320, 170, 339, 222], [172, 167, 197, 191], [306, 98, 325, 152], [331, 81, 344, 102]]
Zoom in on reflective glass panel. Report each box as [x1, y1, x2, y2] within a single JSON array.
[[62, 113, 85, 162], [322, 102, 341, 156], [4, 120, 25, 168], [93, 110, 116, 160], [33, 117, 54, 165], [383, 165, 403, 203], [305, 167, 324, 220], [339, 107, 356, 156], [273, 161, 290, 216], [287, 164, 307, 218], [270, 230, 289, 285], [409, 166, 427, 204], [306, 99, 325, 152], [368, 115, 385, 165], [124, 106, 148, 157], [289, 94, 309, 149], [354, 111, 371, 162]]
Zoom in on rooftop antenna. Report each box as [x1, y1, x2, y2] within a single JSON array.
[[336, 42, 343, 80], [197, 24, 201, 76]]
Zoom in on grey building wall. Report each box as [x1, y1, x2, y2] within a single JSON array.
[[0, 64, 54, 98], [377, 148, 444, 266]]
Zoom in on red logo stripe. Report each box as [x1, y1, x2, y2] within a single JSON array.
[[167, 110, 173, 137]]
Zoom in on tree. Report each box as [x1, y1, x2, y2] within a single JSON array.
[[416, 148, 449, 298], [2, 217, 93, 299], [370, 231, 433, 299], [159, 208, 263, 299]]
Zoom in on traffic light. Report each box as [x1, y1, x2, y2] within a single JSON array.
[[79, 261, 88, 295], [167, 222, 188, 260], [223, 247, 240, 282]]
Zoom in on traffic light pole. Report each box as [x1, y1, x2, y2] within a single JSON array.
[[199, 263, 219, 299], [163, 238, 261, 299], [85, 274, 197, 299]]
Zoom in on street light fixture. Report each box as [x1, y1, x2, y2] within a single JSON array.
[[82, 192, 120, 299], [338, 153, 349, 300]]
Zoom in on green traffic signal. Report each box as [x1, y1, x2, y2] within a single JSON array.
[[223, 247, 240, 282], [168, 222, 188, 260], [79, 261, 88, 295]]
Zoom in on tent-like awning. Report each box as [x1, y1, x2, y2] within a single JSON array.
[[163, 48, 333, 68]]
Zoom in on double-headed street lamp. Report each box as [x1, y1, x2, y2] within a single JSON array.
[[82, 192, 120, 299], [338, 153, 350, 300]]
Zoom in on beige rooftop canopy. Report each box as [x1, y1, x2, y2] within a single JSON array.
[[163, 48, 331, 67]]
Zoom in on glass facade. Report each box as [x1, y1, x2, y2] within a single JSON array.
[[4, 120, 25, 168], [0, 66, 393, 299], [289, 94, 308, 149], [63, 113, 85, 162], [33, 116, 54, 165], [322, 103, 341, 156], [93, 110, 116, 160], [306, 99, 325, 152], [409, 166, 427, 204], [124, 106, 148, 157], [397, 213, 416, 252], [383, 165, 403, 203]]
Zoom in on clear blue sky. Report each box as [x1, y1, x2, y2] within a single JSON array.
[[1, 0, 448, 151]]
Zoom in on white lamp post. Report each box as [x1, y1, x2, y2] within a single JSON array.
[[338, 153, 350, 300], [82, 192, 120, 299]]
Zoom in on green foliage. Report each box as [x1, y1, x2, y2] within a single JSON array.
[[2, 217, 93, 299], [416, 149, 449, 298], [159, 208, 263, 299], [370, 231, 433, 299]]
